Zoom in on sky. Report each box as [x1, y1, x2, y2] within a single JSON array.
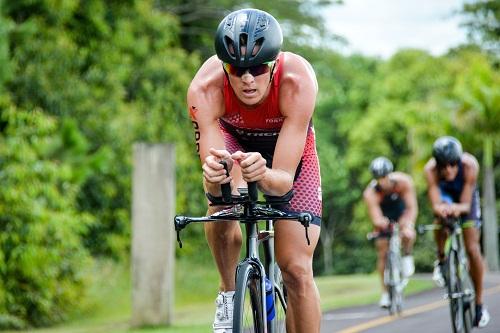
[[324, 0, 469, 58]]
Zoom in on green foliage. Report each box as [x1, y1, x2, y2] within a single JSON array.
[[0, 107, 92, 328], [461, 0, 500, 54]]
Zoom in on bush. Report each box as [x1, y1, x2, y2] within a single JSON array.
[[0, 108, 92, 328]]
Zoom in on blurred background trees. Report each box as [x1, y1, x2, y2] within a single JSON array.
[[0, 0, 497, 328]]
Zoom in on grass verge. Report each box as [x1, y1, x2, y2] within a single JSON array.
[[8, 260, 434, 333]]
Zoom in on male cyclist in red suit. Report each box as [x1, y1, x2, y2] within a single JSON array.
[[187, 8, 322, 333]]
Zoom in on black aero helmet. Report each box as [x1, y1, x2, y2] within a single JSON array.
[[432, 136, 463, 166], [214, 8, 282, 68], [370, 157, 393, 178]]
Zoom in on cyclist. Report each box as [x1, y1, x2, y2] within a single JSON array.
[[424, 136, 490, 328], [363, 157, 417, 308], [187, 8, 322, 333]]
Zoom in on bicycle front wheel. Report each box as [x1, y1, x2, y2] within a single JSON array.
[[387, 253, 403, 315], [447, 250, 467, 333], [233, 262, 265, 333]]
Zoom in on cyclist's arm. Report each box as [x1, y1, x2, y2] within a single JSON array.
[[187, 56, 228, 197], [455, 153, 479, 215], [424, 158, 448, 219], [256, 53, 318, 196], [363, 184, 389, 229], [398, 174, 418, 229]]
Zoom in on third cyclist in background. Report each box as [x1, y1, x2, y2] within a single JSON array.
[[363, 157, 418, 308], [424, 136, 490, 328]]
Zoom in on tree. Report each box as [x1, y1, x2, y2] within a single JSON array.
[[460, 0, 500, 54], [453, 51, 500, 271]]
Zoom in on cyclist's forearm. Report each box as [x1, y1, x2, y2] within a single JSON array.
[[204, 179, 224, 197], [257, 168, 293, 196]]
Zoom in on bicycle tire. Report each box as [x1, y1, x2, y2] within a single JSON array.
[[268, 264, 287, 333], [460, 258, 474, 332], [447, 250, 466, 333], [233, 262, 265, 333], [387, 253, 403, 315]]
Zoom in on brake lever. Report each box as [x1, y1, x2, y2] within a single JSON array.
[[299, 213, 311, 246], [176, 231, 183, 248]]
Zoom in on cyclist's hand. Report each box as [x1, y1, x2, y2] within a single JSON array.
[[435, 203, 452, 219], [450, 203, 462, 217], [231, 151, 267, 183], [375, 218, 390, 231], [400, 225, 416, 241], [202, 148, 233, 185]]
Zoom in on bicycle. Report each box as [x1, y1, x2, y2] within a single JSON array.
[[367, 220, 408, 315], [418, 217, 475, 333], [174, 164, 312, 333]]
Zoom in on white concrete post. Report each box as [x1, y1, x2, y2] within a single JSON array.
[[131, 143, 175, 326]]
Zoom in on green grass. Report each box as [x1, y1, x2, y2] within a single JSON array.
[[8, 260, 434, 333]]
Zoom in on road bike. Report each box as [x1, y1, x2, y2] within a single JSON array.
[[367, 220, 407, 315], [174, 168, 312, 333], [418, 217, 475, 333]]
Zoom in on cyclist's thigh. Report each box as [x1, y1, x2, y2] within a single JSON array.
[[375, 238, 389, 254], [274, 221, 320, 271], [462, 226, 480, 253]]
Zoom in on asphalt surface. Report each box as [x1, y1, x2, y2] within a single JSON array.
[[321, 273, 500, 333]]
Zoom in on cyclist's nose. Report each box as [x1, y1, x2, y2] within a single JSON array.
[[241, 71, 255, 83]]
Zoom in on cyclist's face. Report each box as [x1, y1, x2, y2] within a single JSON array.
[[377, 176, 391, 190], [224, 41, 275, 106], [439, 163, 459, 181], [225, 65, 274, 106]]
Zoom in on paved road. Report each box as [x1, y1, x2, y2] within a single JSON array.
[[321, 273, 500, 333]]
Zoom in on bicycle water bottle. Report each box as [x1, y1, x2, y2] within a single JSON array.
[[265, 277, 275, 321]]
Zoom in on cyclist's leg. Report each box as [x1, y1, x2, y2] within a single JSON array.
[[274, 138, 322, 333], [462, 224, 484, 305], [400, 226, 416, 255], [275, 221, 320, 333], [434, 218, 448, 261], [375, 238, 389, 292]]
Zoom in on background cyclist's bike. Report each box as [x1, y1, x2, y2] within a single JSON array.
[[368, 220, 407, 315], [174, 174, 312, 333], [418, 217, 475, 333]]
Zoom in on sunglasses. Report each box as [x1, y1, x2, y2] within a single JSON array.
[[437, 161, 458, 169], [223, 61, 275, 77]]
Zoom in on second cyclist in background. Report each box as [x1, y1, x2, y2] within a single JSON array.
[[424, 136, 489, 328], [363, 157, 418, 308]]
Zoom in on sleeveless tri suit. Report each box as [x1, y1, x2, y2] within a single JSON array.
[[219, 53, 322, 225]]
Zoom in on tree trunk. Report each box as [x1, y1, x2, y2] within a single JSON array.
[[482, 137, 499, 271]]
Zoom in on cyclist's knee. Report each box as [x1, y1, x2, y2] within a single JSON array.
[[465, 242, 481, 260], [280, 261, 313, 294]]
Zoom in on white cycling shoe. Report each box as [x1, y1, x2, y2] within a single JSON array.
[[402, 255, 415, 278], [213, 291, 235, 333], [379, 292, 390, 308], [475, 306, 490, 328], [432, 260, 446, 288]]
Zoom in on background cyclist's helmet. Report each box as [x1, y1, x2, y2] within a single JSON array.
[[370, 157, 393, 179], [432, 136, 463, 166], [214, 8, 282, 67]]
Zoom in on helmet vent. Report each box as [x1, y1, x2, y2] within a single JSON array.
[[251, 37, 264, 57]]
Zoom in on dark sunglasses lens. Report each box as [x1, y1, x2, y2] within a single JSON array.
[[248, 64, 270, 76], [224, 63, 271, 77]]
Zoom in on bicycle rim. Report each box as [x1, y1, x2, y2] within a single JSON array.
[[447, 251, 465, 333], [233, 265, 265, 333], [268, 265, 287, 333], [460, 259, 474, 332]]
